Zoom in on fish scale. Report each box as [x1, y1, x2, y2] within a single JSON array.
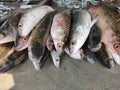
[[101, 4, 120, 41], [63, 12, 71, 42]]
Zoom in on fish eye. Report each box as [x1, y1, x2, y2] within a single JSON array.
[[0, 32, 6, 37], [2, 32, 6, 37], [57, 43, 62, 48], [114, 45, 119, 49], [70, 42, 74, 45], [18, 23, 23, 28], [50, 40, 53, 42], [22, 37, 27, 43], [114, 43, 120, 51]]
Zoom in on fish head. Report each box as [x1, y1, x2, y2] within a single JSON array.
[[50, 50, 61, 68], [15, 36, 28, 51], [18, 21, 30, 37], [54, 40, 64, 54], [46, 35, 55, 51], [69, 37, 80, 54]]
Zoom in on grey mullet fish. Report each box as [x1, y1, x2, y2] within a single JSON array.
[[28, 12, 54, 70]]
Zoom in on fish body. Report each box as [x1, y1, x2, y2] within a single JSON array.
[[51, 10, 71, 53], [0, 42, 14, 59], [0, 49, 27, 72], [87, 24, 102, 52], [28, 12, 54, 70], [0, 12, 22, 44], [95, 43, 115, 68], [18, 5, 54, 37], [69, 9, 96, 54], [87, 2, 120, 65]]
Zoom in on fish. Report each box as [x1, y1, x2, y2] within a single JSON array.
[[0, 49, 27, 72], [15, 35, 29, 51], [82, 43, 96, 64], [18, 5, 54, 37], [69, 9, 96, 55], [95, 43, 115, 68], [0, 12, 22, 44], [28, 12, 54, 70], [46, 35, 61, 68], [87, 24, 102, 52], [51, 10, 71, 54], [20, 0, 50, 9], [0, 42, 14, 59], [87, 2, 120, 65], [65, 47, 84, 60]]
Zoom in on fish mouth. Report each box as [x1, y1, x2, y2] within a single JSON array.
[[69, 48, 74, 55], [79, 50, 84, 60], [90, 43, 102, 52], [69, 48, 78, 55], [15, 43, 25, 51], [103, 58, 115, 69], [107, 46, 120, 65]]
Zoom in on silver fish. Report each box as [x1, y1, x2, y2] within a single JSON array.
[[0, 12, 22, 44], [18, 5, 54, 37], [69, 9, 96, 54], [87, 2, 120, 65], [28, 12, 54, 70], [51, 10, 71, 54]]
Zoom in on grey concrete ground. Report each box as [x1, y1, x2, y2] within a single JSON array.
[[0, 54, 120, 90]]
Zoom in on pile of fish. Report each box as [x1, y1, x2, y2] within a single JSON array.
[[0, 0, 120, 72]]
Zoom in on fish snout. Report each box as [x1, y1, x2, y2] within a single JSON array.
[[106, 59, 115, 69], [69, 47, 74, 55], [109, 59, 115, 68]]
